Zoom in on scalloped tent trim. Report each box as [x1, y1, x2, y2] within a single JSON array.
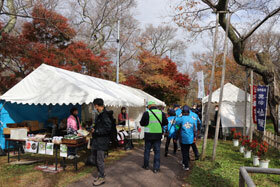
[[0, 64, 166, 107]]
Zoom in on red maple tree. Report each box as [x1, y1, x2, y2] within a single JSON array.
[[0, 5, 112, 93], [123, 51, 190, 104]]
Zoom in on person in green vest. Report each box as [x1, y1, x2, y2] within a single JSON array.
[[140, 101, 168, 173]]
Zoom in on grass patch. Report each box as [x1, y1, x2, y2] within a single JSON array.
[[0, 143, 134, 187], [186, 139, 280, 187], [266, 119, 275, 133]]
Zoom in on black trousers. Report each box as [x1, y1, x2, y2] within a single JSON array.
[[191, 143, 199, 158], [181, 143, 191, 168], [165, 137, 178, 154]]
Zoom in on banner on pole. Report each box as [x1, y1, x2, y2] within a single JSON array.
[[251, 85, 257, 124], [256, 85, 269, 131], [197, 71, 205, 99]]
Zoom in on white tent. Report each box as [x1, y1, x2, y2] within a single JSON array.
[[0, 64, 165, 107], [202, 83, 250, 135], [0, 64, 166, 139]]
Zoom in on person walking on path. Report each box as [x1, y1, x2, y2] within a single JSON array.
[[164, 109, 178, 157], [140, 101, 168, 173], [176, 105, 197, 171], [189, 109, 201, 160], [92, 98, 112, 186]]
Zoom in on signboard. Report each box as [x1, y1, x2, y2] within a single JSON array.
[[25, 141, 38, 153], [197, 71, 205, 99], [256, 85, 269, 131], [46, 143, 54, 155], [60, 144, 67, 157], [251, 85, 257, 123], [38, 142, 46, 154]]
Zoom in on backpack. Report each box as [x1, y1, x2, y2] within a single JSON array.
[[107, 110, 118, 148]]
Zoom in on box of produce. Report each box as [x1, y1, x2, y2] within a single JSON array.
[[62, 135, 86, 144]]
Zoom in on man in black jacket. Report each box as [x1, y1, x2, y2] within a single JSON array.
[[140, 101, 168, 173], [92, 98, 112, 186]]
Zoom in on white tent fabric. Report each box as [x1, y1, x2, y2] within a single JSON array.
[[0, 64, 165, 107], [202, 83, 250, 103], [202, 83, 251, 135]]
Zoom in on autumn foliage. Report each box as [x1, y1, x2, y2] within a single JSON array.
[[123, 51, 190, 104], [0, 5, 112, 93]]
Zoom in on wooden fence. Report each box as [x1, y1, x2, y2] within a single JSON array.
[[255, 130, 280, 150]]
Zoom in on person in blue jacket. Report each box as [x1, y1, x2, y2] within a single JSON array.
[[164, 109, 178, 157], [174, 104, 182, 117], [176, 105, 197, 171], [189, 109, 201, 160]]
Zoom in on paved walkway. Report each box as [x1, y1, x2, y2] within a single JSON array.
[[68, 142, 191, 187]]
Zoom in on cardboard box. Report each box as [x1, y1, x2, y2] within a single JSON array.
[[6, 123, 18, 128], [24, 121, 39, 132], [3, 127, 29, 135]]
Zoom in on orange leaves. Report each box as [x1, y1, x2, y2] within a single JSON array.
[[123, 50, 190, 104]]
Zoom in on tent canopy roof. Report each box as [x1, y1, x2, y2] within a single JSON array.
[[0, 64, 165, 107], [202, 83, 250, 103]]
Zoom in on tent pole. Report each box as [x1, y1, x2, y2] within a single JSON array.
[[201, 12, 219, 160], [212, 12, 231, 161], [249, 70, 254, 141], [0, 101, 7, 113]]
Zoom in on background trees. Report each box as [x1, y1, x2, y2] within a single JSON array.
[[0, 0, 190, 103], [174, 0, 280, 134]]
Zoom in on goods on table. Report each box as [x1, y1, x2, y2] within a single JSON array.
[[77, 129, 89, 137], [62, 134, 85, 144], [28, 134, 46, 142], [52, 136, 63, 144]]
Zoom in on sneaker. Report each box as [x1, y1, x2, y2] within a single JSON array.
[[153, 169, 160, 173], [75, 155, 80, 158], [183, 167, 190, 171], [68, 155, 75, 160], [93, 177, 105, 186], [142, 165, 149, 170]]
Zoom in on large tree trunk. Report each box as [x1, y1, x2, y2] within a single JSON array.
[[215, 2, 280, 135]]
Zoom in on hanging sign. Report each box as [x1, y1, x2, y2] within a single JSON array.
[[25, 141, 38, 153], [197, 71, 205, 99], [38, 142, 46, 154], [256, 85, 269, 131], [251, 85, 257, 123], [60, 144, 67, 157], [46, 143, 54, 155]]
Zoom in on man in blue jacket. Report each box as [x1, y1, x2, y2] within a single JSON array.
[[164, 109, 178, 157], [176, 105, 197, 171], [189, 110, 201, 160]]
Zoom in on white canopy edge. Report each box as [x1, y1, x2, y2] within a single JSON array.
[[0, 64, 165, 107]]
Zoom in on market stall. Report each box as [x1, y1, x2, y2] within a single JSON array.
[[202, 83, 250, 136], [0, 64, 165, 161]]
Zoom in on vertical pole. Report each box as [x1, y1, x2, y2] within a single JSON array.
[[249, 70, 254, 141], [212, 12, 231, 161], [244, 69, 249, 136], [116, 20, 120, 84], [201, 12, 219, 160]]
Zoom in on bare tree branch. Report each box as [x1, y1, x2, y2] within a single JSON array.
[[242, 6, 280, 41]]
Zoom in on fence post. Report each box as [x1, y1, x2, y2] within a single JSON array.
[[239, 170, 245, 187]]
